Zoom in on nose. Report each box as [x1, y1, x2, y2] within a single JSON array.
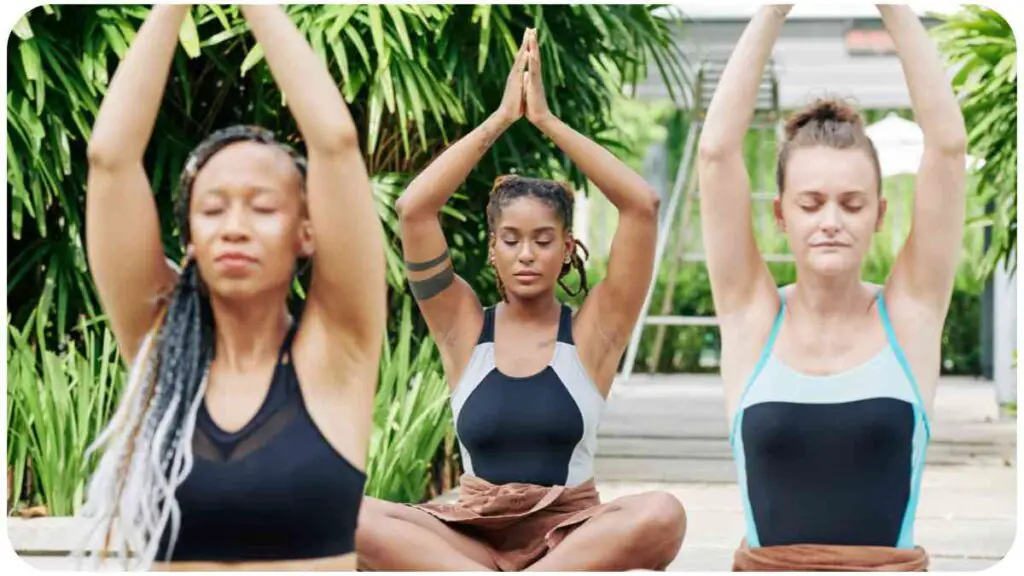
[[517, 242, 535, 264], [220, 203, 250, 241], [819, 203, 842, 235]]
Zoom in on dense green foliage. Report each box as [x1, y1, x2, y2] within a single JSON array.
[[933, 6, 1017, 279], [6, 4, 687, 512]]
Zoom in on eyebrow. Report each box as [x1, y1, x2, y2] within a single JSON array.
[[197, 186, 280, 199], [795, 190, 868, 197], [499, 226, 557, 234]]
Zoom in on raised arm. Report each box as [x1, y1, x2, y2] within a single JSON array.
[[393, 33, 529, 377], [241, 5, 386, 357], [522, 30, 659, 383], [85, 5, 185, 363], [881, 5, 968, 315], [696, 6, 790, 317]]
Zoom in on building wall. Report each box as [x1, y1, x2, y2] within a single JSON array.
[[636, 17, 944, 110]]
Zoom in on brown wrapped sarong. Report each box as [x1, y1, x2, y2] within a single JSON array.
[[412, 474, 614, 571], [733, 539, 930, 572]]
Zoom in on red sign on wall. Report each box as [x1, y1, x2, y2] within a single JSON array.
[[845, 27, 896, 55]]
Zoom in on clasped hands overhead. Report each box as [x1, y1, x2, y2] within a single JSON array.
[[496, 28, 553, 127]]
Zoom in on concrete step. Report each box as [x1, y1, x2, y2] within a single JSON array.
[[597, 455, 738, 483], [596, 436, 1016, 473]]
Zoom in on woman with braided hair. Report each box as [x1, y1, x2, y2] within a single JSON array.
[[698, 5, 967, 571], [356, 28, 685, 571], [74, 4, 384, 571]]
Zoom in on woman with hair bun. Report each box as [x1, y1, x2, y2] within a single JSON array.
[[697, 4, 967, 571]]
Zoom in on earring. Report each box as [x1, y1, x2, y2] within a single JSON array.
[[180, 245, 195, 268], [564, 253, 572, 264]]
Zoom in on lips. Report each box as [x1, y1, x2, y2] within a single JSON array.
[[513, 271, 542, 283], [214, 252, 258, 265]]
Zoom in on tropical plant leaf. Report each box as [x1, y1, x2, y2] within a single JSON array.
[[934, 6, 1017, 279]]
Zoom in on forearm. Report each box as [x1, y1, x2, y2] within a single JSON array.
[[241, 5, 358, 151], [699, 6, 787, 156], [535, 115, 658, 213], [878, 5, 966, 152], [396, 113, 513, 219], [87, 5, 188, 167]]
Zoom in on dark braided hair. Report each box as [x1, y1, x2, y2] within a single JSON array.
[[485, 175, 590, 302], [74, 125, 308, 569]]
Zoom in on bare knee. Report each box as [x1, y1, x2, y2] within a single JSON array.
[[633, 492, 687, 550], [356, 498, 414, 569], [356, 498, 405, 547], [360, 497, 406, 522]]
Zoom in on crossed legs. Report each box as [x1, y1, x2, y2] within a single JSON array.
[[526, 491, 686, 571], [355, 496, 498, 570], [356, 491, 685, 571]]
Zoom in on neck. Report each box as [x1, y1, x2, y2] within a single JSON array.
[[209, 293, 292, 371], [502, 292, 561, 324], [790, 268, 869, 319]]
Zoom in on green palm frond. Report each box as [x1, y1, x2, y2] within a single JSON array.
[[933, 6, 1017, 279]]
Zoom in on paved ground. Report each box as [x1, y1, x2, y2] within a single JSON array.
[[593, 375, 1018, 571], [8, 375, 1016, 571]]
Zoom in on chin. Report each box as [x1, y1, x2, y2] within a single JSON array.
[[804, 254, 863, 277], [206, 277, 267, 301], [506, 283, 555, 301]]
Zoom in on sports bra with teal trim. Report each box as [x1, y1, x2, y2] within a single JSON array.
[[730, 288, 930, 549]]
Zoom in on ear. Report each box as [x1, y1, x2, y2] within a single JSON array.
[[875, 196, 888, 233], [563, 233, 575, 262], [488, 234, 496, 264], [297, 220, 315, 258], [773, 197, 786, 232]]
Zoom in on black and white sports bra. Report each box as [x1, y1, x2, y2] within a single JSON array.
[[449, 304, 606, 487]]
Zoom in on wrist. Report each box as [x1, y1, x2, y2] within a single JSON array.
[[488, 112, 516, 132], [240, 4, 277, 19], [154, 4, 190, 18], [876, 5, 907, 18], [531, 112, 557, 133]]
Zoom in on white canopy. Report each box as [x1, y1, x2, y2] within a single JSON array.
[[865, 113, 982, 177]]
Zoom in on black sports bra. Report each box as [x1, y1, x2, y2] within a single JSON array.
[[156, 323, 366, 562]]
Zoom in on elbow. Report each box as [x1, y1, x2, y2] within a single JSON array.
[[927, 116, 969, 158], [395, 182, 443, 224], [697, 137, 733, 163], [394, 194, 425, 223], [394, 195, 410, 220], [935, 129, 968, 158], [86, 138, 124, 171], [308, 122, 361, 155], [623, 186, 661, 220], [640, 187, 661, 219]]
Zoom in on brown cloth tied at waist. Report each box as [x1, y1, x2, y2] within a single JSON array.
[[412, 474, 613, 571], [732, 539, 930, 572]]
